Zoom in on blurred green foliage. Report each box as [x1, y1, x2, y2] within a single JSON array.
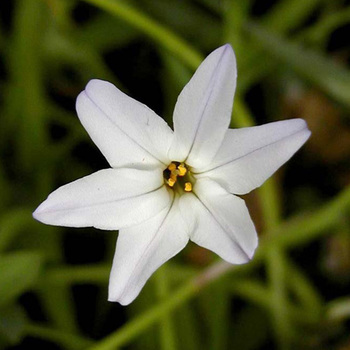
[[0, 0, 350, 349]]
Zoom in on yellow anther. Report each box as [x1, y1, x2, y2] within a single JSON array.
[[177, 163, 187, 176], [184, 182, 192, 192], [167, 178, 176, 187], [168, 163, 176, 171]]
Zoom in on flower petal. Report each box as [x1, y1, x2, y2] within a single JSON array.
[[33, 168, 171, 230], [168, 44, 237, 168], [179, 178, 257, 264], [108, 194, 189, 305], [195, 119, 311, 194], [76, 79, 173, 168]]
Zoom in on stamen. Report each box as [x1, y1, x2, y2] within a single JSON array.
[[177, 163, 187, 176], [171, 169, 179, 177], [168, 163, 176, 171], [164, 162, 193, 192], [167, 178, 176, 187], [184, 182, 192, 192], [170, 172, 178, 184]]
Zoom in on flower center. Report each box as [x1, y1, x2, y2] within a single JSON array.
[[163, 162, 193, 193]]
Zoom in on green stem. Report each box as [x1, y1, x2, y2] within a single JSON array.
[[37, 183, 350, 349], [0, 209, 34, 252], [223, 0, 251, 59], [269, 185, 350, 248], [154, 266, 177, 350], [285, 257, 323, 319], [257, 178, 282, 231], [231, 280, 271, 309], [231, 279, 319, 326], [266, 247, 293, 350], [245, 21, 350, 109], [8, 0, 49, 196], [297, 7, 350, 45], [24, 323, 93, 349], [47, 264, 110, 284], [82, 0, 203, 70], [88, 262, 233, 350], [261, 0, 321, 34], [35, 180, 350, 350]]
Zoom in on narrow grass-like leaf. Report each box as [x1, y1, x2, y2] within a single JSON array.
[[0, 252, 42, 307], [262, 0, 322, 34], [83, 0, 203, 70], [299, 7, 350, 45], [246, 22, 350, 109], [137, 0, 220, 50], [154, 266, 177, 350], [76, 13, 138, 52], [0, 305, 27, 345], [0, 209, 36, 252], [7, 0, 47, 173]]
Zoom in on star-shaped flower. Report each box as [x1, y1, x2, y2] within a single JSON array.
[[33, 44, 310, 305]]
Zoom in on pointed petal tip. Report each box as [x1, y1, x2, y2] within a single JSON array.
[[222, 243, 258, 265], [85, 78, 107, 89], [32, 200, 57, 226], [108, 295, 124, 305], [290, 118, 311, 132], [205, 44, 235, 65], [108, 290, 133, 306], [75, 90, 87, 110], [291, 118, 312, 142], [77, 79, 107, 101], [238, 234, 259, 264], [248, 239, 259, 261], [223, 43, 233, 51], [216, 43, 235, 58], [85, 79, 114, 96], [32, 208, 40, 222], [230, 244, 257, 265], [77, 79, 114, 106], [32, 202, 46, 222]]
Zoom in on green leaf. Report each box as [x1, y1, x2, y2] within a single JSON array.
[[262, 0, 322, 34], [82, 0, 203, 70], [199, 278, 230, 350], [0, 208, 35, 252], [0, 304, 28, 345], [246, 21, 350, 109], [0, 251, 43, 307], [76, 13, 138, 52], [136, 0, 220, 50]]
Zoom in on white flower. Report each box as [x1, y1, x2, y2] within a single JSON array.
[[33, 44, 310, 305]]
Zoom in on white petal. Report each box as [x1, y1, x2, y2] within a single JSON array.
[[179, 178, 257, 264], [195, 119, 311, 194], [108, 195, 189, 305], [168, 44, 237, 168], [76, 79, 173, 168], [33, 168, 171, 230]]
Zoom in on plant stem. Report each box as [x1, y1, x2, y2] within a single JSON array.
[[24, 323, 93, 350], [83, 0, 203, 70]]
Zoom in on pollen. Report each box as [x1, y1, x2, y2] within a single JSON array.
[[170, 171, 178, 183], [164, 162, 193, 192], [167, 177, 176, 187], [184, 182, 192, 192], [177, 163, 187, 176], [168, 163, 177, 171]]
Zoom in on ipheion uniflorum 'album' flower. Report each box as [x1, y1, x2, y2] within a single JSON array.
[[33, 44, 311, 305]]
